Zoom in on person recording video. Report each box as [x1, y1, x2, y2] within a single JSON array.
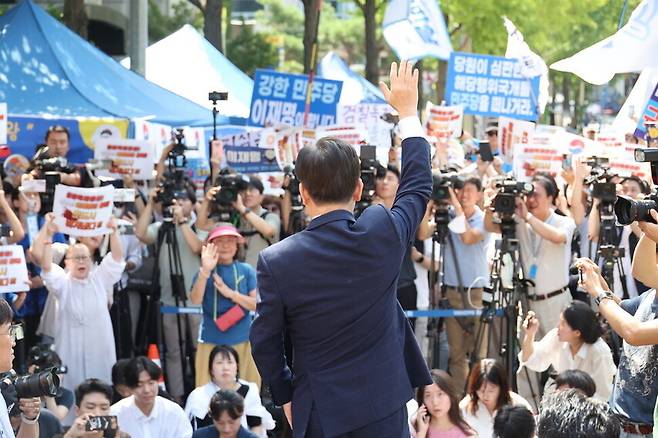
[[250, 61, 432, 437], [29, 126, 81, 187], [0, 299, 41, 438]]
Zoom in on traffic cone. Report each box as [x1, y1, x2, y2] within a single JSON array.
[[147, 344, 166, 390]]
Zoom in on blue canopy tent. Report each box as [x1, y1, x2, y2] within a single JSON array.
[[317, 52, 385, 105], [0, 0, 225, 162]]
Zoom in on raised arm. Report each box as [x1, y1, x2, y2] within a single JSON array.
[[0, 190, 24, 244], [107, 217, 123, 263]]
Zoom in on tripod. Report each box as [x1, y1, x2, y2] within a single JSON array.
[[594, 199, 628, 299]]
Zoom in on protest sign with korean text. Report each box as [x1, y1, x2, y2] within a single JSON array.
[[53, 185, 115, 237], [446, 52, 540, 121], [607, 143, 652, 181], [337, 103, 394, 147], [634, 81, 658, 140], [94, 139, 155, 180], [425, 103, 463, 142], [315, 125, 369, 147], [249, 70, 343, 129], [0, 245, 29, 293], [512, 132, 565, 181], [498, 116, 535, 163], [224, 146, 280, 173]]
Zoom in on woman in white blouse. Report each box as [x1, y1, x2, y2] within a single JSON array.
[[185, 344, 274, 437], [460, 359, 532, 438], [519, 300, 615, 401]]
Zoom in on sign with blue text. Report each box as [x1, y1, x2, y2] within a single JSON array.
[[224, 146, 281, 173], [249, 70, 343, 129], [445, 52, 540, 121]]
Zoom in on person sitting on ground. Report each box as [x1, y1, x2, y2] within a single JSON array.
[[192, 389, 258, 438], [40, 213, 125, 393], [519, 301, 615, 401], [185, 345, 274, 437], [536, 389, 619, 438], [411, 369, 474, 437], [460, 358, 532, 438], [492, 405, 535, 438], [553, 369, 596, 398], [111, 357, 192, 438]]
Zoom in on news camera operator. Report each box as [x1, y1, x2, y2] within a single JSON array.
[[0, 299, 41, 438], [29, 126, 81, 187], [197, 176, 280, 269], [484, 174, 575, 336], [134, 183, 204, 403]]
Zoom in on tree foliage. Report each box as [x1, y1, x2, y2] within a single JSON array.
[[148, 0, 203, 44], [226, 28, 279, 76]]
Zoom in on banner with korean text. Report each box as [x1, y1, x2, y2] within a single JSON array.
[[446, 52, 540, 121], [53, 185, 115, 237], [0, 245, 29, 293], [249, 70, 343, 129], [94, 139, 155, 180]]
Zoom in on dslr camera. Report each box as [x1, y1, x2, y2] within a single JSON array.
[[211, 170, 250, 222], [492, 176, 534, 217], [615, 148, 658, 224], [583, 156, 617, 203]]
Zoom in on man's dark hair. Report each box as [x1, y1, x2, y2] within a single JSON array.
[[464, 176, 483, 192], [537, 389, 619, 438], [0, 299, 12, 326], [45, 125, 70, 142], [493, 405, 535, 438], [123, 357, 161, 389], [75, 378, 113, 407], [209, 389, 244, 420], [295, 137, 360, 204], [383, 164, 400, 182], [554, 369, 596, 398], [111, 358, 131, 386]]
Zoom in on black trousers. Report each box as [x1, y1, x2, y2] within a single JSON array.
[[306, 403, 409, 438], [397, 283, 418, 330]]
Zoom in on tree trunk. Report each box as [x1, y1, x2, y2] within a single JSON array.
[[203, 0, 223, 53], [303, 0, 321, 74], [416, 60, 424, 112], [436, 60, 447, 103], [63, 0, 88, 39], [561, 74, 570, 126], [363, 0, 378, 85]]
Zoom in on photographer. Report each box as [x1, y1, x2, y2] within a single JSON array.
[[26, 346, 72, 422], [588, 176, 645, 299], [484, 174, 575, 336], [0, 299, 41, 438], [134, 185, 204, 402], [31, 126, 81, 187], [420, 177, 490, 393]]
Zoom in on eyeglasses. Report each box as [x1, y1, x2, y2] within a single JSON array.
[[67, 255, 90, 262], [1, 324, 24, 342]]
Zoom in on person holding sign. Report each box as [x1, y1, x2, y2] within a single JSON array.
[[40, 213, 125, 394]]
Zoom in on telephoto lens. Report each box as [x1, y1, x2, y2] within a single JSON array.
[[614, 195, 657, 225], [13, 368, 60, 399]]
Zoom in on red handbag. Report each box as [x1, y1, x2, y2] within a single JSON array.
[[215, 304, 246, 332]]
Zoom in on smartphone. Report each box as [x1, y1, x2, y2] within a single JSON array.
[[479, 141, 494, 162], [85, 415, 118, 438], [562, 153, 573, 171]]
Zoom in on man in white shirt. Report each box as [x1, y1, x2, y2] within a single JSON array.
[[110, 357, 191, 438]]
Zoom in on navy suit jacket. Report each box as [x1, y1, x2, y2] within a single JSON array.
[[250, 136, 433, 437]]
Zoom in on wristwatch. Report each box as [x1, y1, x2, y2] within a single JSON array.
[[595, 290, 615, 305], [241, 208, 252, 217]]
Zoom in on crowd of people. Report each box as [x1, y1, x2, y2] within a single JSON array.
[[0, 60, 653, 438]]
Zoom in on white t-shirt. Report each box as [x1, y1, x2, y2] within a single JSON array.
[[111, 395, 192, 438], [460, 392, 532, 438], [516, 211, 576, 296], [0, 395, 14, 438]]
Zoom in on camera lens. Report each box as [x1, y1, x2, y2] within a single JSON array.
[[614, 195, 657, 225], [14, 368, 59, 399]]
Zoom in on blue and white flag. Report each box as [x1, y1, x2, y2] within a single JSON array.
[[382, 0, 452, 61]]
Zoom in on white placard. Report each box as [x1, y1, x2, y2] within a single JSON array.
[[0, 245, 29, 293], [425, 103, 463, 142], [52, 185, 115, 237], [315, 125, 369, 146], [20, 179, 46, 193], [94, 139, 155, 180], [498, 116, 535, 163]]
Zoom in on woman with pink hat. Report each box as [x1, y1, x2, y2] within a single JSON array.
[[190, 223, 260, 388]]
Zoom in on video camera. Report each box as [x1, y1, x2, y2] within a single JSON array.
[[431, 171, 465, 203], [154, 129, 190, 219], [583, 156, 618, 203], [210, 170, 250, 222], [492, 176, 534, 217], [31, 145, 71, 175], [283, 164, 303, 210], [615, 148, 658, 225], [355, 145, 386, 217]]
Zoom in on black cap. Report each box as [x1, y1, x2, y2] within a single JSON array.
[[485, 122, 499, 134], [247, 176, 265, 194]]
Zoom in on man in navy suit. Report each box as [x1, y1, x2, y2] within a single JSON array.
[[249, 61, 432, 437]]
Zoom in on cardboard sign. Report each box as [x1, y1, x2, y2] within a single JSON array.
[[425, 104, 463, 142], [53, 185, 115, 237], [94, 139, 155, 180], [0, 245, 29, 293], [337, 103, 394, 148], [498, 116, 535, 163], [512, 132, 564, 181]]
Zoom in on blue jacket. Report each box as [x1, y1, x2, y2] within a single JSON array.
[[250, 135, 433, 437]]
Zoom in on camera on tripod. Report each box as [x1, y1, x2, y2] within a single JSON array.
[[431, 172, 464, 203], [154, 129, 191, 219], [355, 145, 386, 217], [583, 156, 618, 203], [213, 172, 250, 207], [283, 164, 303, 209], [31, 145, 70, 175], [492, 176, 534, 217]]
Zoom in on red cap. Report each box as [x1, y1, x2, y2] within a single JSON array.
[[207, 224, 244, 243]]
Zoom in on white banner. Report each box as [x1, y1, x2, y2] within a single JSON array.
[[315, 125, 369, 146], [337, 103, 394, 148], [425, 103, 463, 142], [551, 0, 658, 84], [94, 139, 155, 180], [53, 185, 115, 237], [0, 245, 29, 293], [499, 116, 535, 164]]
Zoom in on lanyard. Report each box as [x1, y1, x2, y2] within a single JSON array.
[[213, 263, 242, 319]]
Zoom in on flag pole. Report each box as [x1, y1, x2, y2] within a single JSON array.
[[303, 0, 323, 128]]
